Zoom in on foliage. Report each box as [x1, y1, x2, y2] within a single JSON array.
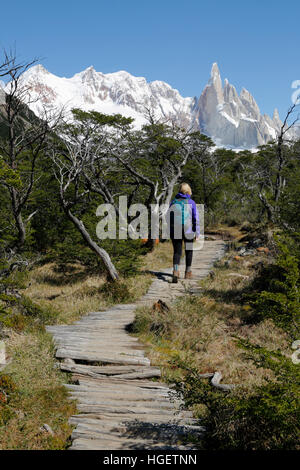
[[99, 281, 131, 303], [250, 234, 300, 337], [100, 239, 148, 277], [0, 291, 58, 332], [171, 340, 299, 450], [0, 373, 17, 425]]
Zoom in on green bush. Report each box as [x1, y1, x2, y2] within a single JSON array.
[[0, 373, 17, 425], [251, 235, 300, 337], [101, 239, 148, 277], [0, 294, 58, 332], [172, 342, 299, 450], [99, 281, 131, 303], [18, 296, 58, 324]]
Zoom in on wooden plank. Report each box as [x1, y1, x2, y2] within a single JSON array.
[[67, 396, 177, 410], [66, 385, 171, 398], [56, 349, 150, 365], [45, 240, 226, 451], [67, 390, 170, 402], [60, 363, 161, 379], [69, 436, 191, 450], [54, 344, 146, 357], [112, 370, 161, 379], [76, 404, 188, 416], [69, 413, 199, 425], [73, 376, 169, 389], [60, 364, 155, 374]]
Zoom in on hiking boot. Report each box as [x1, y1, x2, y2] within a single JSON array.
[[185, 271, 192, 280], [172, 270, 179, 283]]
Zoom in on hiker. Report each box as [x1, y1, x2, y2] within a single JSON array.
[[167, 183, 200, 283]]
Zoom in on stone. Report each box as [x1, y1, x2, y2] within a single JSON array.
[[63, 357, 76, 365], [250, 238, 263, 248], [40, 423, 55, 436]]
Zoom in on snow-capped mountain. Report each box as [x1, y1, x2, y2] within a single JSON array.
[[5, 62, 292, 149], [12, 64, 195, 130]]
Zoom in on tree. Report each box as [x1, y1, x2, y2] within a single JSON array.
[[236, 104, 300, 226], [56, 110, 208, 244], [0, 50, 60, 253], [49, 116, 121, 281], [112, 119, 211, 243]]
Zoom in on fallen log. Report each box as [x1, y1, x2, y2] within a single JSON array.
[[211, 371, 235, 391]]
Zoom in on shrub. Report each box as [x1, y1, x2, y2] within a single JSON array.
[[0, 295, 58, 332], [0, 374, 17, 396], [18, 296, 58, 324], [99, 281, 131, 303], [0, 313, 27, 332], [251, 235, 300, 337], [0, 374, 17, 424], [172, 341, 300, 450], [103, 239, 148, 277]]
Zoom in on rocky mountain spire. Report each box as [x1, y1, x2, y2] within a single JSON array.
[[194, 64, 284, 148], [240, 87, 260, 120], [272, 108, 282, 129], [209, 62, 223, 104]]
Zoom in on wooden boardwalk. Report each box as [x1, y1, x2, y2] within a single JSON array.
[[46, 240, 226, 450]]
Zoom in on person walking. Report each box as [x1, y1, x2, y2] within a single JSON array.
[[168, 183, 200, 283]]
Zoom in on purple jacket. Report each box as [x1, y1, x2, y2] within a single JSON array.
[[169, 193, 200, 237]]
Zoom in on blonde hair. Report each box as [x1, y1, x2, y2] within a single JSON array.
[[179, 183, 192, 195]]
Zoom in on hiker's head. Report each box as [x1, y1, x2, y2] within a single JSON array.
[[179, 183, 192, 196]]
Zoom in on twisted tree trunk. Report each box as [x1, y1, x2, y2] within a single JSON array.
[[64, 208, 119, 282]]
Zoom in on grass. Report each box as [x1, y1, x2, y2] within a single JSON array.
[[0, 330, 76, 449], [24, 261, 153, 324], [205, 222, 246, 241], [0, 241, 171, 449], [132, 240, 299, 449], [141, 240, 173, 272], [133, 244, 290, 391]]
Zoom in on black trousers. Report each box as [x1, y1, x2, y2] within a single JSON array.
[[171, 236, 194, 268]]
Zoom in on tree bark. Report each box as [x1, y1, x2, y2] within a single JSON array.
[[9, 187, 26, 250], [64, 207, 119, 282]]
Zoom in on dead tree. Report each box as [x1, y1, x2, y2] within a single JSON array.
[[49, 140, 120, 282]]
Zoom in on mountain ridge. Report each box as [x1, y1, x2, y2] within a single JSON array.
[[5, 62, 296, 149]]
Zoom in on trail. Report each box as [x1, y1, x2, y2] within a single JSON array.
[[46, 239, 226, 450]]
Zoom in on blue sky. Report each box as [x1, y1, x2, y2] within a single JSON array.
[[1, 0, 300, 119]]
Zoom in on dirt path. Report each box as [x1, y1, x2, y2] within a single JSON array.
[[46, 239, 226, 450]]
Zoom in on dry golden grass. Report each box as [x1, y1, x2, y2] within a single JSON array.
[[205, 223, 246, 241], [134, 249, 290, 389], [0, 244, 169, 450], [24, 261, 153, 324], [142, 241, 173, 271]]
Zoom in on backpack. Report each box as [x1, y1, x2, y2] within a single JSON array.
[[171, 198, 190, 227]]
